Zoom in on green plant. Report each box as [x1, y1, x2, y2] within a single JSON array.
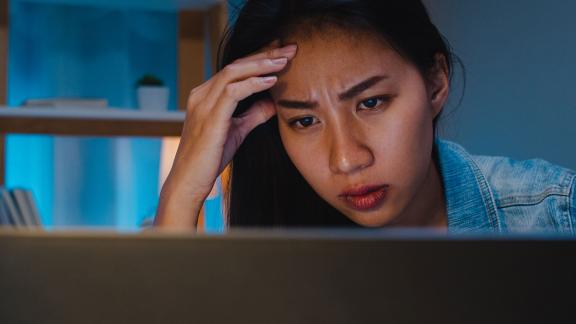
[[136, 74, 164, 87]]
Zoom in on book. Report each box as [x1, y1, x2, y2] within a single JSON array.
[[22, 97, 108, 108], [11, 189, 40, 227], [0, 188, 24, 227], [23, 190, 42, 226], [0, 196, 12, 226]]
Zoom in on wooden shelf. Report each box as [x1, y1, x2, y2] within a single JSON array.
[[0, 0, 227, 195], [0, 107, 184, 137]]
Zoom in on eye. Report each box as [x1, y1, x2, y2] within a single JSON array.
[[289, 116, 319, 129], [358, 96, 390, 111]]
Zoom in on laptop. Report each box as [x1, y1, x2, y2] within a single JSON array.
[[0, 228, 574, 323]]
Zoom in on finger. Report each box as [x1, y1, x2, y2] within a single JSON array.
[[197, 53, 292, 115], [195, 43, 287, 97], [219, 99, 276, 171], [233, 43, 297, 65], [212, 76, 278, 121], [218, 55, 292, 85], [246, 39, 281, 59], [194, 44, 296, 116], [196, 43, 296, 113]]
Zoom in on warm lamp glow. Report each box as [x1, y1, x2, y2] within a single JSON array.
[[159, 136, 220, 198], [159, 136, 181, 193]]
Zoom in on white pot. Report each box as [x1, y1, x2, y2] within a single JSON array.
[[137, 86, 169, 111]]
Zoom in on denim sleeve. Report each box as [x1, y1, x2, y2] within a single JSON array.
[[571, 175, 576, 232]]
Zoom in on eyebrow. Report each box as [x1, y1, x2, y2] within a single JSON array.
[[276, 75, 389, 110]]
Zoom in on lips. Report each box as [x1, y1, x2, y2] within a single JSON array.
[[339, 185, 389, 211]]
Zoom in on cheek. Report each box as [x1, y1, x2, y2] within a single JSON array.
[[353, 83, 433, 183], [382, 95, 435, 185], [279, 125, 330, 190], [279, 124, 307, 171]]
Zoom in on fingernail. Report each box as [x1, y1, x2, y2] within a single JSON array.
[[282, 44, 298, 52], [271, 57, 288, 65], [261, 76, 277, 83]]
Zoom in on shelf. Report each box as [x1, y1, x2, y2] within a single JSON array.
[[16, 0, 224, 11], [0, 107, 185, 137]]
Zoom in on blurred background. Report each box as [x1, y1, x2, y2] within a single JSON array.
[[424, 0, 576, 171], [1, 0, 574, 230]]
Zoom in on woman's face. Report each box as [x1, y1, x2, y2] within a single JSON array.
[[269, 29, 448, 227]]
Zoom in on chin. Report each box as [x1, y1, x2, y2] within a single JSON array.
[[344, 210, 398, 228]]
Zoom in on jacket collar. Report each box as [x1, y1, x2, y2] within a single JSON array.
[[435, 139, 501, 233]]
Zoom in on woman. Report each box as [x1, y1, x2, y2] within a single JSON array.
[[155, 0, 576, 233]]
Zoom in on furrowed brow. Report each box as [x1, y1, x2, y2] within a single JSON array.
[[276, 75, 389, 110], [338, 75, 388, 101]]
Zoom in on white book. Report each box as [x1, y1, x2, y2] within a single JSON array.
[[11, 189, 36, 227], [0, 188, 24, 227], [23, 97, 108, 108], [23, 190, 42, 227]]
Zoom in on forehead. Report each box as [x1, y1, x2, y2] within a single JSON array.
[[271, 29, 409, 98]]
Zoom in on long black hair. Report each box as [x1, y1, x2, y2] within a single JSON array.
[[219, 0, 455, 227]]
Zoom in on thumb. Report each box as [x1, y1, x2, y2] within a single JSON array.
[[235, 98, 277, 139], [218, 99, 277, 172]]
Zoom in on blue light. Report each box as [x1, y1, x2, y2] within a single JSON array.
[[7, 2, 177, 229]]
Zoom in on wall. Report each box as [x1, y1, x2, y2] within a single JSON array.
[[7, 1, 178, 228], [424, 0, 576, 170]]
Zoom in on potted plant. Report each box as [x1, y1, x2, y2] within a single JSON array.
[[136, 74, 169, 111]]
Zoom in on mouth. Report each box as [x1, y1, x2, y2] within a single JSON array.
[[338, 184, 390, 211]]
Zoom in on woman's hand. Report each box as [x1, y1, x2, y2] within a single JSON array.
[[154, 44, 297, 229]]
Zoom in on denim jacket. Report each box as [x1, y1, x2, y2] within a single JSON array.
[[436, 139, 576, 234]]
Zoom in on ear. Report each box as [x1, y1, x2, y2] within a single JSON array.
[[426, 53, 450, 118]]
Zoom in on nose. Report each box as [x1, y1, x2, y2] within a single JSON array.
[[328, 127, 374, 175]]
